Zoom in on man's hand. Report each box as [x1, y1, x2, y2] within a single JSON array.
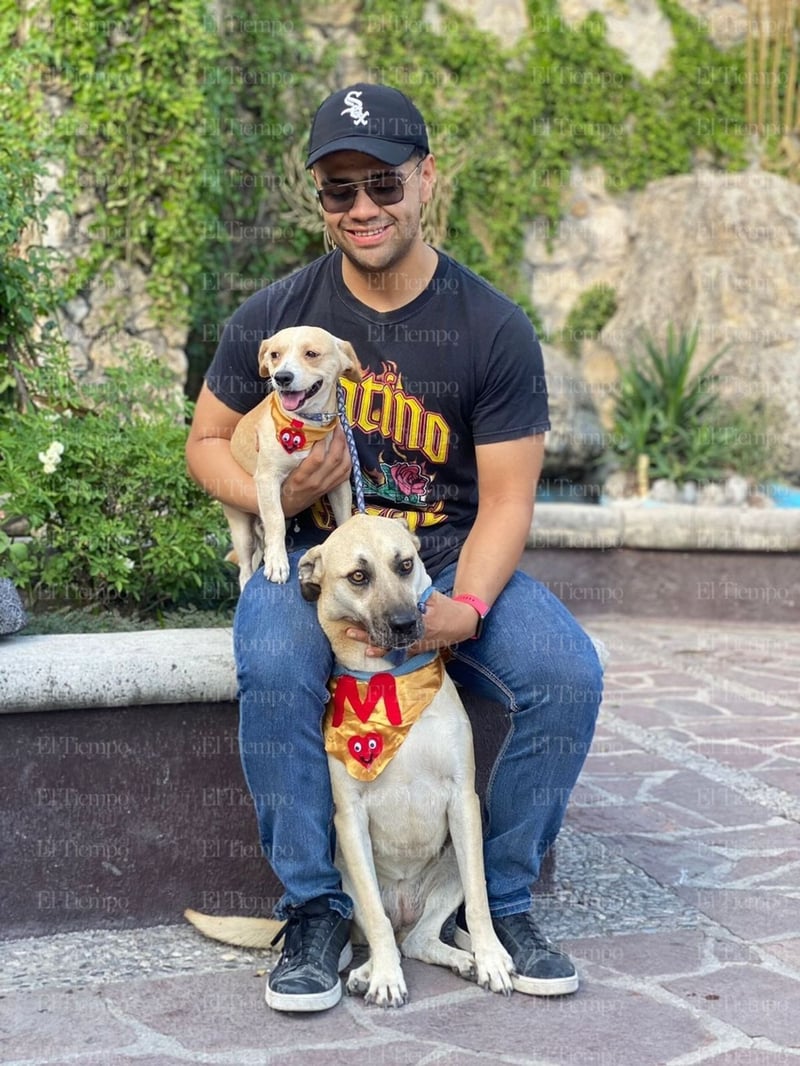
[[281, 425, 352, 518], [346, 591, 479, 658]]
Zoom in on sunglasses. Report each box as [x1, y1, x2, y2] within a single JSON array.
[[315, 157, 425, 214]]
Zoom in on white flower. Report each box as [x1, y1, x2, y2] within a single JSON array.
[[38, 441, 65, 474]]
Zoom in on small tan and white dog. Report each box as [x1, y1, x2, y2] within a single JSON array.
[[186, 514, 515, 1008], [223, 325, 363, 587]]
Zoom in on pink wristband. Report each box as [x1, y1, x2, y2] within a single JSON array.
[[452, 594, 490, 639]]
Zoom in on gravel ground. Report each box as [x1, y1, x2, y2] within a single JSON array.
[[0, 827, 700, 996]]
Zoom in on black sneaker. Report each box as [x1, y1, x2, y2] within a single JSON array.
[[266, 896, 353, 1012], [454, 905, 578, 996]]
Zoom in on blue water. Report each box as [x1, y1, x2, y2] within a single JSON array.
[[767, 483, 800, 508]]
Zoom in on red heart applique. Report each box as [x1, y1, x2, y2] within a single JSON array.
[[278, 423, 306, 453], [348, 732, 383, 767]]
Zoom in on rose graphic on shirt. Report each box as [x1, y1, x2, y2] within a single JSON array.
[[363, 459, 431, 505], [393, 462, 430, 498]]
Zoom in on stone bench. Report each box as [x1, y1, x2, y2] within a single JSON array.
[[1, 628, 536, 938]]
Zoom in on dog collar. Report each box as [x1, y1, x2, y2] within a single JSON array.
[[268, 392, 339, 455], [330, 648, 438, 682]]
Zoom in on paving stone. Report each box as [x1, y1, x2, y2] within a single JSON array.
[[567, 929, 708, 978], [697, 823, 800, 852], [663, 964, 800, 1048], [599, 833, 729, 889], [0, 986, 137, 1061], [645, 770, 776, 828], [755, 767, 800, 792], [724, 853, 800, 885], [759, 937, 800, 971], [381, 978, 716, 1066], [568, 797, 715, 836], [692, 1051, 800, 1065], [674, 887, 800, 941], [100, 969, 368, 1055], [583, 750, 676, 774], [655, 697, 731, 716]]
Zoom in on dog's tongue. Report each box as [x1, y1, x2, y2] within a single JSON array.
[[281, 390, 305, 412]]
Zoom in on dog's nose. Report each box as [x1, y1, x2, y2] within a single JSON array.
[[273, 370, 294, 389], [388, 610, 419, 638]]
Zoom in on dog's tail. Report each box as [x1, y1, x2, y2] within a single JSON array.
[[184, 908, 284, 949]]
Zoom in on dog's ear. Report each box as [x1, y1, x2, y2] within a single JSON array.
[[257, 338, 274, 379], [392, 515, 422, 552], [298, 546, 324, 602], [335, 338, 365, 383]]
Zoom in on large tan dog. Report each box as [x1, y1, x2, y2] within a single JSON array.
[[223, 325, 362, 587], [186, 514, 515, 1007]]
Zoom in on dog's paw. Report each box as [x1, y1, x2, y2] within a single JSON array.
[[365, 972, 408, 1008], [346, 959, 407, 1007], [262, 548, 290, 584], [473, 944, 515, 997], [345, 959, 372, 997], [445, 947, 478, 982]]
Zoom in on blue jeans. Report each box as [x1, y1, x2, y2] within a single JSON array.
[[234, 552, 603, 920]]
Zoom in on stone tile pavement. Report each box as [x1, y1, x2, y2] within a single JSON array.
[[1, 616, 799, 1065]]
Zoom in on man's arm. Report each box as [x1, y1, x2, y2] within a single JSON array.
[[185, 382, 352, 518], [411, 434, 544, 648]]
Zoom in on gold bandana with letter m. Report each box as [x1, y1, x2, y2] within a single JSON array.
[[324, 652, 444, 781]]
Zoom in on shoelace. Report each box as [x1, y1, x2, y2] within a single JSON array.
[[336, 383, 366, 514], [271, 908, 336, 961], [501, 911, 555, 952]]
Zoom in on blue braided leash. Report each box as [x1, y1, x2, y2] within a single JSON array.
[[337, 383, 366, 514]]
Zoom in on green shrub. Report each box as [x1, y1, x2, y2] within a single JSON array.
[[0, 11, 67, 408], [560, 284, 618, 356], [0, 353, 237, 615], [610, 324, 777, 485]]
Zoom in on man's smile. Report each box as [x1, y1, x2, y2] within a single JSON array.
[[344, 223, 393, 245]]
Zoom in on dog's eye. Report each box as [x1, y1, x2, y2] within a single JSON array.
[[305, 349, 320, 359], [348, 569, 369, 586], [398, 558, 414, 575], [269, 351, 280, 361]]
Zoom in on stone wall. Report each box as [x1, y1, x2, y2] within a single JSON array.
[[34, 110, 189, 382]]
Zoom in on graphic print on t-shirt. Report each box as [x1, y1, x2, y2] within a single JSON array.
[[309, 360, 449, 534]]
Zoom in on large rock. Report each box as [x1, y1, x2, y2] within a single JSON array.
[[424, 0, 529, 45], [601, 170, 800, 477], [559, 0, 674, 76], [527, 168, 800, 479], [541, 345, 607, 478]]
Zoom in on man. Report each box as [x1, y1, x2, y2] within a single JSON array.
[[186, 83, 603, 1012]]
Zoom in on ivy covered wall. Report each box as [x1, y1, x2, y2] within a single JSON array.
[[0, 0, 768, 400]]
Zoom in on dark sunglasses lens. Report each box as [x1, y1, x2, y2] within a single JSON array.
[[318, 177, 404, 213], [367, 179, 404, 206], [318, 188, 356, 212]]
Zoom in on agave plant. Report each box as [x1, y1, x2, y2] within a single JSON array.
[[611, 324, 729, 485]]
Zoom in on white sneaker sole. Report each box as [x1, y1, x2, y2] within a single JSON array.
[[453, 926, 578, 996], [265, 941, 353, 1012]]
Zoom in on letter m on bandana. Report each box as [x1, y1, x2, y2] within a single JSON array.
[[331, 674, 402, 727]]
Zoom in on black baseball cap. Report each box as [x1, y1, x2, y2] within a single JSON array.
[[306, 83, 430, 168]]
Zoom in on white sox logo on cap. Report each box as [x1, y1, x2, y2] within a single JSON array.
[[306, 83, 430, 168], [341, 90, 369, 127]]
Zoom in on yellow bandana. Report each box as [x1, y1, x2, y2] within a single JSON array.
[[268, 392, 338, 455], [324, 654, 444, 781]]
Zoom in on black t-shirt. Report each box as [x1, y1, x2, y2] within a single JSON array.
[[205, 249, 550, 575]]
